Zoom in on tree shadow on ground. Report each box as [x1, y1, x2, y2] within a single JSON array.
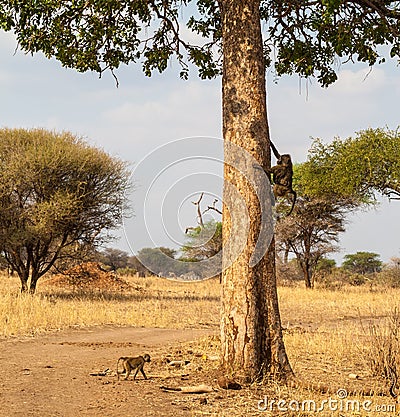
[[37, 289, 220, 303]]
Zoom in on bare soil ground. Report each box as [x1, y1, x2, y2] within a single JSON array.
[[2, 325, 394, 417], [0, 326, 219, 417]]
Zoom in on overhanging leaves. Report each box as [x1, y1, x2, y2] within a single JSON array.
[[2, 1, 400, 85]]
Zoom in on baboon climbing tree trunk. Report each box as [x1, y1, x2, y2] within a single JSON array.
[[220, 0, 293, 381]]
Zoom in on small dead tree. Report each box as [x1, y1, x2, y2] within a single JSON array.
[[182, 194, 223, 280]]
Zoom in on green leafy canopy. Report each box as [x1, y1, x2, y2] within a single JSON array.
[[342, 251, 382, 274], [295, 127, 400, 202], [0, 128, 131, 292], [1, 1, 400, 85]]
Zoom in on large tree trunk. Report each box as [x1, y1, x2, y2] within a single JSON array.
[[301, 262, 313, 289], [18, 268, 30, 293], [20, 276, 29, 293], [220, 0, 293, 382], [302, 240, 314, 288], [29, 270, 40, 294]]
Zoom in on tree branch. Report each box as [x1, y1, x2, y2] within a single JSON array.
[[193, 192, 205, 227], [203, 199, 223, 215]]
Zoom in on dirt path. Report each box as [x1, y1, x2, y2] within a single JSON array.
[[0, 327, 216, 417]]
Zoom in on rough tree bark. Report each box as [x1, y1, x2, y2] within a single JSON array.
[[220, 0, 293, 382]]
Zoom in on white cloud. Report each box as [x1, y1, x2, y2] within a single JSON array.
[[332, 67, 386, 95], [104, 81, 221, 137]]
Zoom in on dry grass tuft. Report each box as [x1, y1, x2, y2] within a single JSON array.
[[363, 307, 400, 379]]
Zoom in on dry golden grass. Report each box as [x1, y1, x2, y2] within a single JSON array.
[[1, 272, 399, 342], [279, 285, 400, 333], [1, 272, 400, 416], [279, 287, 400, 387], [0, 273, 220, 337]]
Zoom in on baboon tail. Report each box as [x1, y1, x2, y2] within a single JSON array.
[[116, 358, 122, 380], [269, 140, 281, 160], [287, 190, 297, 216]]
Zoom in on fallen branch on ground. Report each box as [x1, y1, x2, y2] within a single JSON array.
[[160, 384, 215, 393]]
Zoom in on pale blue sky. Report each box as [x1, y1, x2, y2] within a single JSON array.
[[1, 30, 399, 265]]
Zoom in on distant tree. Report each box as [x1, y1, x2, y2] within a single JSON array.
[[342, 252, 382, 274], [380, 257, 400, 287], [298, 128, 400, 202], [389, 257, 400, 269], [180, 220, 222, 279], [316, 258, 337, 274], [0, 128, 130, 293], [125, 256, 147, 276], [136, 247, 178, 277], [314, 258, 337, 284], [276, 257, 303, 284], [278, 131, 395, 289], [276, 198, 347, 288], [158, 247, 177, 258], [182, 220, 222, 261], [98, 248, 129, 271]]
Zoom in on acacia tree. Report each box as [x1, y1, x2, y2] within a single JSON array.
[[0, 128, 130, 293], [98, 248, 130, 272], [276, 198, 347, 288], [277, 127, 400, 288], [136, 247, 178, 276], [342, 252, 382, 274], [2, 1, 400, 381], [182, 220, 222, 261], [298, 128, 400, 201]]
